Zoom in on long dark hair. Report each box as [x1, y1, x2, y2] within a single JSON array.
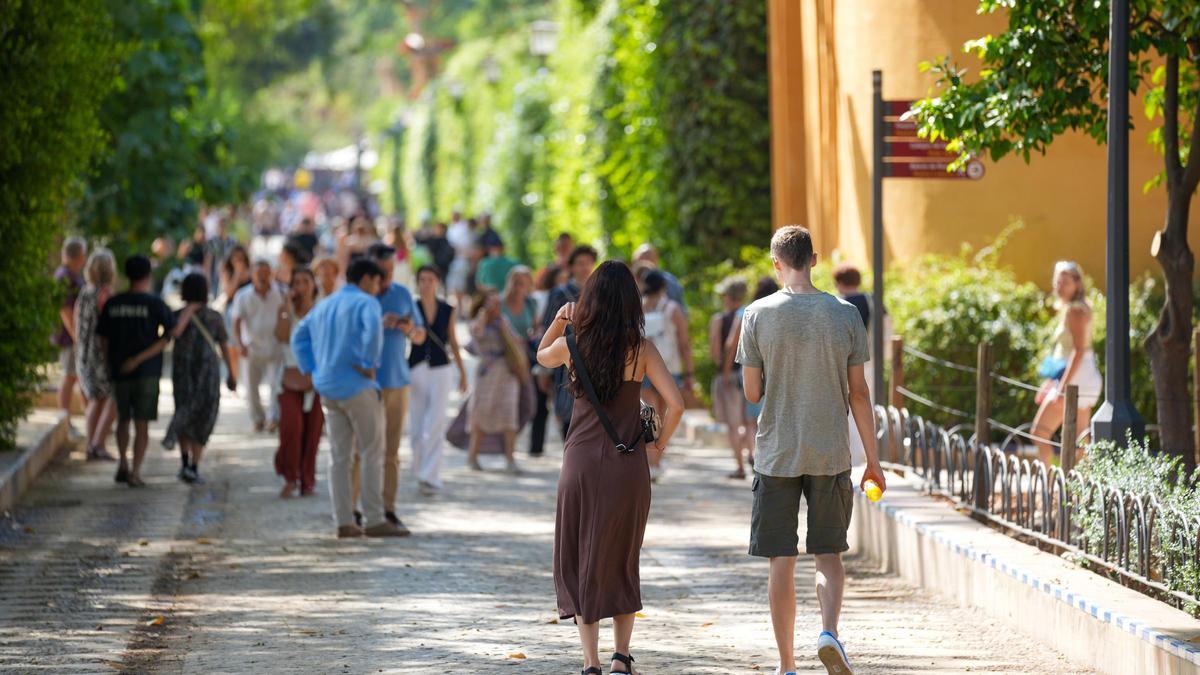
[[571, 261, 644, 403]]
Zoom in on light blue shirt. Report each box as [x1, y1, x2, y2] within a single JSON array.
[[377, 282, 423, 389], [292, 284, 383, 401]]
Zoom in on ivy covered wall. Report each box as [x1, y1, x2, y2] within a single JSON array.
[[397, 0, 771, 272]]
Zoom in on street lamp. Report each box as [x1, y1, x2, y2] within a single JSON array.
[[386, 113, 409, 218], [1092, 0, 1144, 444], [529, 20, 559, 63]]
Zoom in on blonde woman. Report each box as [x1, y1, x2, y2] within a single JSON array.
[[1032, 261, 1103, 466], [75, 248, 118, 461]]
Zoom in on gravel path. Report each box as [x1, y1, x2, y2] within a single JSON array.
[[0, 386, 1093, 673]]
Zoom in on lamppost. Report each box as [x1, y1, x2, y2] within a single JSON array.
[[386, 113, 408, 219], [446, 81, 473, 201], [529, 20, 559, 69], [1092, 0, 1144, 444]]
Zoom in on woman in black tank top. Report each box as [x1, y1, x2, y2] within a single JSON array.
[[407, 266, 468, 495]]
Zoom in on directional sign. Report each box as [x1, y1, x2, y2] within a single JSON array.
[[883, 159, 985, 180], [884, 139, 958, 160], [883, 100, 916, 117], [884, 118, 920, 137]]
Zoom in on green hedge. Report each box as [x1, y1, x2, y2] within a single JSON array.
[[0, 0, 116, 447], [1075, 439, 1200, 612]]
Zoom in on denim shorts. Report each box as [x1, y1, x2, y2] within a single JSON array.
[[749, 470, 854, 557]]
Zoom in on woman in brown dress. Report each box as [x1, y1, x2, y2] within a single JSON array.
[[537, 261, 684, 675]]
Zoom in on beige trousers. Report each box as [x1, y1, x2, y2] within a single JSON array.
[[351, 386, 408, 513], [324, 387, 385, 528]]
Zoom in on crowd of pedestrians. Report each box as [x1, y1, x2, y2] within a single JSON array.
[[51, 200, 921, 674]]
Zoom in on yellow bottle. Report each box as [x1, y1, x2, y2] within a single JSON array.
[[864, 480, 883, 502]]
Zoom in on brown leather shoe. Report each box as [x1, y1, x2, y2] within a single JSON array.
[[336, 525, 364, 539], [364, 521, 411, 538]]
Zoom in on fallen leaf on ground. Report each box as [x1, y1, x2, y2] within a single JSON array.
[[103, 660, 123, 669], [701, 622, 714, 627], [138, 539, 149, 546], [196, 538, 213, 545], [294, 629, 320, 636], [635, 612, 647, 619], [508, 652, 527, 659], [23, 526, 34, 534], [183, 571, 200, 580], [545, 618, 558, 624], [147, 616, 165, 626], [96, 625, 104, 631]]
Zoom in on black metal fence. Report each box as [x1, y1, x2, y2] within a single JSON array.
[[874, 401, 1200, 611]]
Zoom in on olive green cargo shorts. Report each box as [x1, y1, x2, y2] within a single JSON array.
[[749, 470, 854, 557]]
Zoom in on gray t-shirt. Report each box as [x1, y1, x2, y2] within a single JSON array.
[[735, 290, 870, 477]]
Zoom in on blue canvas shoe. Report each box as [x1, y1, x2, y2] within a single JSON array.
[[817, 631, 853, 674]]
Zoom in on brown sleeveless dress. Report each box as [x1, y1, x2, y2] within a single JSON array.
[[554, 380, 652, 623]]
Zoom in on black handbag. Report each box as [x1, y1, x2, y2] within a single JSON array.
[[566, 330, 661, 453]]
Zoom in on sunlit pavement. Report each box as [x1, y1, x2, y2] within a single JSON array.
[[0, 383, 1094, 673]]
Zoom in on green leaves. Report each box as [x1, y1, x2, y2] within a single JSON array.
[[0, 0, 116, 447]]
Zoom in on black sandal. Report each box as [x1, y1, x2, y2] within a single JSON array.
[[581, 668, 602, 675], [611, 652, 635, 674]]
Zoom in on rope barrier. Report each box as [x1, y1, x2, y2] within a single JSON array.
[[989, 371, 1042, 393], [901, 345, 978, 374], [987, 417, 1062, 448], [895, 386, 973, 419]]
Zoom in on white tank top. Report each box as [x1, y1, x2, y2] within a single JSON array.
[[644, 296, 682, 375]]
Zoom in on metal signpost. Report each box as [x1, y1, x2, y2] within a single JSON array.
[[871, 70, 985, 405], [1092, 0, 1144, 444]]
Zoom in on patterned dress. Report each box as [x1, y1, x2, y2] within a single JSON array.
[[468, 319, 521, 434], [164, 308, 227, 448], [75, 285, 112, 400]]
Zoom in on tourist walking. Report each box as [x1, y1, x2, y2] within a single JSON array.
[[312, 256, 340, 300], [75, 248, 118, 461], [1032, 260, 1103, 466], [96, 255, 177, 488], [219, 245, 252, 383], [530, 264, 567, 456], [727, 276, 779, 467], [633, 243, 686, 312], [163, 273, 237, 485], [446, 211, 472, 308], [735, 226, 886, 675], [350, 243, 425, 526], [475, 231, 519, 292], [710, 276, 751, 479], [232, 260, 286, 432], [467, 291, 524, 474], [291, 257, 409, 538], [537, 261, 684, 675], [53, 237, 88, 415], [641, 269, 694, 481], [408, 266, 468, 495], [540, 245, 598, 440], [274, 267, 323, 498]]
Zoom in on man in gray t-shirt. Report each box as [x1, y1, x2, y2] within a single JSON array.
[[736, 225, 886, 675]]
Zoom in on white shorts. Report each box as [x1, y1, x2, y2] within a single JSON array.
[[1048, 351, 1102, 409], [447, 257, 469, 293]]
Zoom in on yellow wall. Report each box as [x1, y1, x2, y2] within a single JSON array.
[[771, 0, 1200, 288]]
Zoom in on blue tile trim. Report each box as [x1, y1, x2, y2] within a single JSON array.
[[865, 496, 1200, 665]]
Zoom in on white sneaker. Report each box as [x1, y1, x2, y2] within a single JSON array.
[[817, 631, 853, 674]]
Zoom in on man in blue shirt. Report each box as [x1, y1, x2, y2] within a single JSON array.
[[292, 258, 409, 538], [349, 243, 426, 527]]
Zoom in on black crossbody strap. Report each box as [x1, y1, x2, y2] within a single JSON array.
[[566, 330, 635, 453]]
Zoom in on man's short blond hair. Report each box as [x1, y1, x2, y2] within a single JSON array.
[[770, 225, 815, 270]]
